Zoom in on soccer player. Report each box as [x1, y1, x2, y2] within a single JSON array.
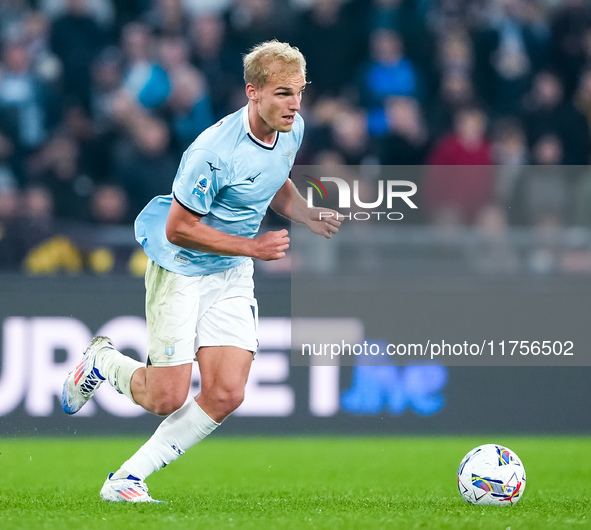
[[61, 40, 341, 502]]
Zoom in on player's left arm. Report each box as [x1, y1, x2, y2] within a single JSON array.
[[270, 178, 341, 239]]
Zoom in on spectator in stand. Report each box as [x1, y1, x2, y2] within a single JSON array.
[[549, 0, 591, 97], [182, 0, 231, 18], [426, 29, 475, 116], [510, 134, 570, 228], [90, 183, 130, 225], [20, 183, 85, 274], [22, 12, 62, 86], [226, 0, 288, 52], [423, 107, 494, 225], [295, 0, 366, 98], [50, 0, 105, 107], [427, 106, 493, 166], [86, 183, 134, 274], [581, 26, 591, 71], [368, 0, 405, 31], [574, 68, 591, 133], [427, 71, 478, 141], [166, 66, 214, 153], [330, 106, 377, 166], [89, 47, 124, 129], [0, 39, 48, 148], [0, 0, 32, 43], [361, 29, 417, 104], [21, 184, 54, 226], [157, 36, 214, 151], [112, 116, 177, 216], [120, 22, 170, 110], [61, 103, 110, 182], [19, 183, 58, 262], [189, 15, 242, 119], [521, 70, 591, 165], [40, 0, 114, 30], [379, 96, 428, 166], [158, 35, 191, 74], [472, 0, 549, 116], [143, 0, 189, 38], [111, 0, 145, 35], [0, 176, 22, 270], [436, 31, 473, 81], [367, 0, 433, 70], [0, 132, 17, 187], [359, 29, 418, 137], [312, 149, 346, 167], [28, 134, 91, 220], [0, 38, 50, 182], [379, 96, 428, 223], [490, 118, 529, 208], [428, 0, 470, 38], [297, 97, 346, 163]]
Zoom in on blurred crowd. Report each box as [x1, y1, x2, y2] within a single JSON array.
[[1, 0, 591, 273]]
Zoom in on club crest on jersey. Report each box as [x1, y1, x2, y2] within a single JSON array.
[[283, 143, 297, 168], [165, 345, 175, 357], [192, 174, 210, 197]]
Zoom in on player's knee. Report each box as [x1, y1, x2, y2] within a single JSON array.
[[149, 393, 187, 416], [212, 387, 245, 416], [150, 399, 184, 416]]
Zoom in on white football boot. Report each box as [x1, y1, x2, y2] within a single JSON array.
[[61, 336, 113, 414], [100, 473, 163, 503]]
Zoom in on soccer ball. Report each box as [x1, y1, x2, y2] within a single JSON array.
[[457, 444, 526, 506]]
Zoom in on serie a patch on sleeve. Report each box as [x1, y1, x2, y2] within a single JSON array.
[[192, 174, 210, 197]]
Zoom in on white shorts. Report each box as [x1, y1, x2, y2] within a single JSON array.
[[144, 258, 258, 367]]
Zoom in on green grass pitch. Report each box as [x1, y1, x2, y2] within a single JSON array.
[[1, 436, 590, 529]]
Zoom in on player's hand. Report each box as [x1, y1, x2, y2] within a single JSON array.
[[305, 208, 342, 239], [251, 229, 290, 260]]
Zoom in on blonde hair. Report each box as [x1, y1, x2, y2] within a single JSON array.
[[243, 40, 306, 87]]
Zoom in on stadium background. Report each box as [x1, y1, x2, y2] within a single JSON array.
[[1, 0, 591, 436]]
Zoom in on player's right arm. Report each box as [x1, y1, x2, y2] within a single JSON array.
[[169, 147, 289, 260], [166, 197, 289, 261]]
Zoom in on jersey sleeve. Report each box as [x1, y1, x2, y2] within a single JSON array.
[[172, 148, 229, 216]]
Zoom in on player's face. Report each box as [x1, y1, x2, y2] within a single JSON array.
[[250, 68, 306, 134]]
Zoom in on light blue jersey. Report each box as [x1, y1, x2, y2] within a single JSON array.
[[135, 105, 304, 276]]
